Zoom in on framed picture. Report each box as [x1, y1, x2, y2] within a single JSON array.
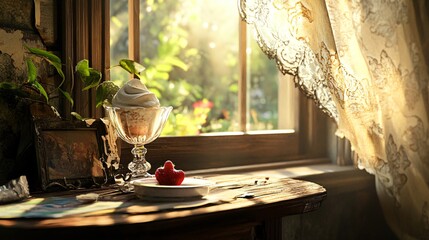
[[33, 119, 111, 191]]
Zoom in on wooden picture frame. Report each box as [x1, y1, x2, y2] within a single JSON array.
[[33, 119, 110, 191]]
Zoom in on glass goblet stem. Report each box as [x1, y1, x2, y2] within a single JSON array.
[[129, 144, 152, 178]]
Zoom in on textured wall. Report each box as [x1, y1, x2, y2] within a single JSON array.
[[0, 0, 33, 31], [0, 0, 50, 83], [0, 0, 51, 185]]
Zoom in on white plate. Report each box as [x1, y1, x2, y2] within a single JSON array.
[[132, 177, 214, 201]]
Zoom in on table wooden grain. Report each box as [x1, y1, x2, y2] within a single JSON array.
[[0, 174, 326, 240]]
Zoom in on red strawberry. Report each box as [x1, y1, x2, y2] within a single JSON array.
[[155, 160, 185, 185]]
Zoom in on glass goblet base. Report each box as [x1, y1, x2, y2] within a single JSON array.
[[129, 144, 152, 179]]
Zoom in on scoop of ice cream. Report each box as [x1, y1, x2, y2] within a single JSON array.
[[112, 79, 160, 108]]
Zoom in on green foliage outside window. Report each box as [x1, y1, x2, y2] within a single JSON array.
[[110, 0, 280, 136]]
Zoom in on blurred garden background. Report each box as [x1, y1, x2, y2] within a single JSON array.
[[110, 0, 280, 136]]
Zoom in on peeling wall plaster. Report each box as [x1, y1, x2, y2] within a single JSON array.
[[0, 29, 49, 83], [0, 29, 25, 70]]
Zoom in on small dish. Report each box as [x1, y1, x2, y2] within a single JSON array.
[[132, 177, 214, 201]]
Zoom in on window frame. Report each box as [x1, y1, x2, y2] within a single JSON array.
[[59, 0, 330, 172]]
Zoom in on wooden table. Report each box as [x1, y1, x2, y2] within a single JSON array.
[[0, 174, 326, 240]]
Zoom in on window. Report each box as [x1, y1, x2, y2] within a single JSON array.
[[60, 0, 330, 172], [110, 0, 295, 136]]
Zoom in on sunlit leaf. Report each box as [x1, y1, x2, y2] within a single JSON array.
[[158, 42, 175, 57], [165, 56, 188, 71], [185, 48, 199, 57], [59, 88, 74, 107], [155, 63, 173, 72], [111, 16, 123, 27], [32, 81, 48, 102], [95, 81, 120, 108], [177, 37, 188, 48], [81, 69, 102, 91], [150, 88, 161, 99], [76, 59, 90, 77], [25, 45, 61, 64], [26, 59, 37, 83], [153, 71, 169, 80], [71, 112, 84, 120], [143, 67, 157, 80], [143, 57, 151, 65], [146, 78, 165, 90], [229, 83, 238, 93], [119, 59, 145, 75]]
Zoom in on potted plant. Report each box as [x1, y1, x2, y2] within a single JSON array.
[[0, 46, 146, 189]]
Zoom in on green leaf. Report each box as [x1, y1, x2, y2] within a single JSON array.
[[155, 63, 173, 72], [26, 59, 37, 83], [229, 83, 239, 93], [81, 69, 102, 91], [165, 56, 189, 71], [71, 112, 84, 120], [146, 78, 165, 91], [0, 82, 18, 90], [76, 59, 90, 77], [95, 81, 120, 108], [143, 67, 156, 80], [153, 71, 169, 80], [25, 45, 61, 64], [185, 48, 199, 57], [0, 82, 27, 99], [49, 61, 65, 81], [59, 88, 74, 107], [32, 81, 48, 102], [149, 88, 161, 99], [25, 46, 65, 86], [119, 59, 145, 75]]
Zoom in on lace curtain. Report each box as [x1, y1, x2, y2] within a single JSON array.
[[239, 0, 429, 239]]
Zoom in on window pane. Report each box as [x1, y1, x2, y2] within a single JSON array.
[[246, 26, 297, 132], [111, 0, 239, 136], [136, 0, 240, 136], [109, 1, 295, 137], [247, 38, 281, 131]]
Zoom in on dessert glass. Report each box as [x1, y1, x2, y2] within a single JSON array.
[[104, 104, 172, 181]]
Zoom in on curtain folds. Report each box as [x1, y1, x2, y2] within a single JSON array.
[[239, 0, 429, 239]]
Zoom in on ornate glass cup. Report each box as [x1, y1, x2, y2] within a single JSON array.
[[104, 104, 172, 180]]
